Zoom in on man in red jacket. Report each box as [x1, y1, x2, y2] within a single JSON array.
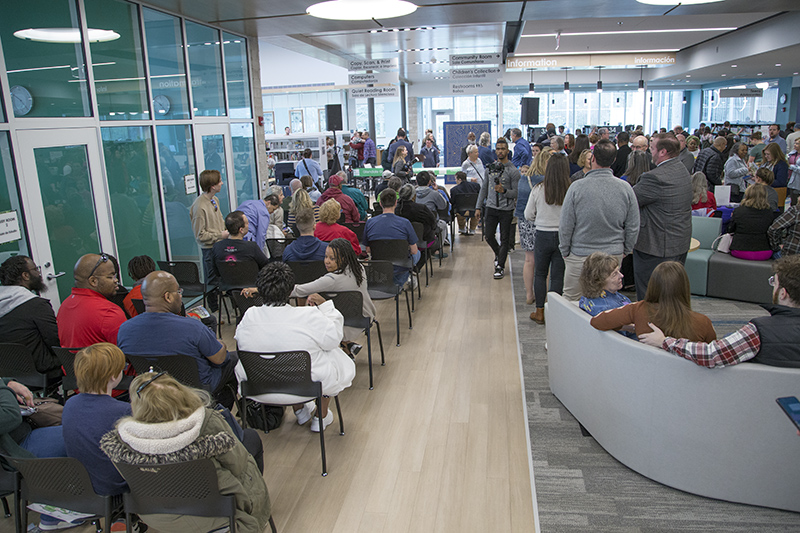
[[315, 174, 360, 223]]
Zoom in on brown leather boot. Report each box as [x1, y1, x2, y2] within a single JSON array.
[[530, 307, 545, 324]]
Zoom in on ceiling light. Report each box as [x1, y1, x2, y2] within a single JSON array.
[[756, 82, 769, 90], [757, 73, 763, 76], [721, 74, 726, 76], [686, 75, 691, 78], [528, 82, 535, 95], [776, 63, 782, 67], [564, 81, 570, 94], [794, 72, 799, 75], [14, 27, 120, 43], [636, 0, 723, 5], [597, 81, 603, 93], [308, 0, 417, 20]]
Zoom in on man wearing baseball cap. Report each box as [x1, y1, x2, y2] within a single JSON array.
[[315, 174, 360, 223]]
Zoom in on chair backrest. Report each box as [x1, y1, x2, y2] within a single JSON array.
[[126, 354, 202, 389], [230, 290, 264, 318], [775, 187, 788, 211], [342, 222, 365, 243], [215, 260, 260, 291], [286, 260, 328, 285], [320, 290, 369, 328], [265, 237, 294, 259], [115, 459, 235, 520], [237, 350, 320, 399], [131, 299, 145, 315], [52, 346, 81, 391], [369, 239, 412, 270], [451, 192, 479, 214], [157, 261, 203, 291], [361, 260, 398, 295], [691, 216, 723, 250], [410, 221, 431, 250], [0, 343, 50, 391], [8, 456, 105, 513]]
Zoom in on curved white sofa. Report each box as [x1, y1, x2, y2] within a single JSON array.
[[545, 293, 800, 513]]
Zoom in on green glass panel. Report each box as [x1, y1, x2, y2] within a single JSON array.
[[201, 133, 229, 216], [185, 22, 225, 117], [223, 32, 251, 119], [231, 123, 256, 205], [101, 126, 166, 287], [0, 133, 28, 261], [34, 144, 99, 296], [85, 0, 148, 121], [143, 8, 190, 120], [156, 124, 200, 262], [0, 0, 91, 118]]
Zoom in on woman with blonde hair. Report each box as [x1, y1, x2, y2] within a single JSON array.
[[287, 187, 320, 227], [314, 198, 361, 255], [690, 171, 716, 214], [569, 149, 592, 181], [591, 261, 716, 341], [392, 146, 411, 180], [622, 150, 650, 186], [516, 148, 552, 304], [100, 372, 272, 533], [728, 183, 777, 261], [578, 253, 635, 339], [760, 143, 789, 188]]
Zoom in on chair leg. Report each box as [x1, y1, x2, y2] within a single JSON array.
[[1, 495, 9, 518], [217, 292, 223, 336], [374, 320, 385, 365], [394, 294, 401, 346], [410, 273, 415, 312], [423, 251, 429, 286], [239, 397, 248, 429], [20, 495, 27, 533], [334, 395, 344, 435], [269, 516, 277, 533], [317, 396, 327, 476], [405, 289, 412, 330], [366, 328, 374, 390]]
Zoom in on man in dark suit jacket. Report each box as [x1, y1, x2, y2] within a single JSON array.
[[632, 133, 693, 300]]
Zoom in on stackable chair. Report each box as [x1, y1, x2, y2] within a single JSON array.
[[126, 354, 203, 389], [362, 260, 412, 346], [215, 260, 260, 334], [157, 261, 206, 307], [369, 238, 421, 306], [0, 343, 61, 397]]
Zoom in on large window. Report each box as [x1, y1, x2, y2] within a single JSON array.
[[185, 21, 225, 117], [263, 90, 344, 134], [701, 83, 779, 124], [143, 7, 191, 120], [223, 32, 252, 119], [156, 124, 199, 261]]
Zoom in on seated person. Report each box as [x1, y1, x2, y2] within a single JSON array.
[[754, 167, 779, 211], [101, 372, 271, 533], [450, 171, 481, 235], [57, 253, 126, 347], [292, 238, 376, 356], [123, 255, 157, 318], [364, 189, 421, 287], [373, 170, 396, 198], [236, 196, 274, 250], [396, 184, 437, 245], [211, 210, 268, 277], [337, 172, 369, 221], [415, 171, 449, 237], [287, 188, 320, 229], [690, 171, 716, 215], [315, 174, 359, 224], [283, 208, 328, 262], [0, 255, 61, 375], [590, 261, 716, 342], [301, 174, 321, 203], [640, 255, 800, 368], [578, 252, 635, 340], [235, 262, 356, 432], [314, 198, 361, 256], [117, 271, 238, 409], [265, 185, 288, 232], [728, 183, 777, 261], [769, 204, 800, 256]]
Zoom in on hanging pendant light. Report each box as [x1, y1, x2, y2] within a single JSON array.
[[307, 0, 417, 20], [596, 67, 603, 93], [564, 68, 570, 94]]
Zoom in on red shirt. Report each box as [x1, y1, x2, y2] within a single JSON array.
[[57, 288, 127, 348], [314, 222, 361, 255], [692, 191, 717, 211], [123, 284, 143, 318]]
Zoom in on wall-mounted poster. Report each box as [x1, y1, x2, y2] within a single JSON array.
[[263, 111, 275, 134], [290, 109, 304, 133]]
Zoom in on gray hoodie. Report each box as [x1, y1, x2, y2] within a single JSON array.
[[415, 186, 448, 219], [0, 285, 36, 320]]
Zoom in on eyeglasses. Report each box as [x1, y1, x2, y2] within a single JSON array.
[[88, 253, 109, 278], [768, 275, 776, 287], [170, 288, 184, 296], [136, 371, 166, 397]]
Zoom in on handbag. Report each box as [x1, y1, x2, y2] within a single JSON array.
[[27, 398, 63, 428], [712, 233, 733, 254]]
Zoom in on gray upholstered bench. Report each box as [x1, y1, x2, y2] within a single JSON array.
[[706, 252, 774, 304]]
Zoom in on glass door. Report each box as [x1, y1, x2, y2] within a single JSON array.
[[193, 124, 235, 215], [15, 128, 114, 309]]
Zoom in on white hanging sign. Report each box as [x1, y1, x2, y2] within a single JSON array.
[[450, 67, 502, 80], [350, 86, 399, 98], [348, 72, 399, 85], [184, 174, 197, 195], [449, 53, 502, 67], [348, 58, 399, 71], [449, 81, 502, 95], [0, 211, 21, 244]]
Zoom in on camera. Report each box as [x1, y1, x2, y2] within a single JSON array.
[[487, 160, 505, 174]]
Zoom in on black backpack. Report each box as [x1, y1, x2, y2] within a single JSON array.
[[244, 399, 285, 432]]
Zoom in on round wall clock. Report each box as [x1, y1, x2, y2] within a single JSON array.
[[10, 85, 33, 116], [153, 94, 171, 115], [779, 93, 788, 105]]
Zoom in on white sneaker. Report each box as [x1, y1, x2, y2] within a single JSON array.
[[294, 402, 316, 425], [310, 410, 334, 432]]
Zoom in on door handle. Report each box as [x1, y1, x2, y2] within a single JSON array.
[[47, 272, 66, 281]]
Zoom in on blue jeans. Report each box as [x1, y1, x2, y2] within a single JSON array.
[[21, 425, 66, 458], [394, 250, 422, 286], [533, 230, 565, 308]]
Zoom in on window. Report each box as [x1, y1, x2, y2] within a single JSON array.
[[701, 84, 778, 124], [185, 21, 225, 117], [143, 8, 190, 120], [223, 32, 252, 119]]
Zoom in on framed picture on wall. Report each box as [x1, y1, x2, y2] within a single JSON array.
[[263, 111, 275, 134], [290, 109, 304, 133], [318, 108, 326, 132]]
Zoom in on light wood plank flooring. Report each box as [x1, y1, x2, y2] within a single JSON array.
[[7, 233, 537, 533]]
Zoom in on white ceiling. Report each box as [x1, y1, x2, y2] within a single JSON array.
[[140, 0, 800, 87]]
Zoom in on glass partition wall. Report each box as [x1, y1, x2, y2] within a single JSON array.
[[0, 0, 257, 302]]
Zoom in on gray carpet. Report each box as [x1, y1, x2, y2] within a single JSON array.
[[509, 250, 800, 532]]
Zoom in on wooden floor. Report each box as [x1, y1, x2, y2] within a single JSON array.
[[6, 233, 538, 533]]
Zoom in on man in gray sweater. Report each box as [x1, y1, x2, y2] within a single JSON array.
[[559, 139, 640, 300], [476, 138, 521, 279]]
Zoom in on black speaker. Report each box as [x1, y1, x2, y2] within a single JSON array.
[[521, 98, 540, 125], [325, 104, 343, 131]]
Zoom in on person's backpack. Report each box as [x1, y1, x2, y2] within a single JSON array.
[[244, 399, 284, 431]]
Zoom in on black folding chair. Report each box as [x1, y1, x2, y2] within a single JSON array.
[[451, 192, 479, 242], [230, 289, 264, 320], [320, 290, 384, 390], [437, 207, 454, 257], [286, 260, 327, 285], [411, 221, 437, 287], [114, 458, 277, 533], [52, 347, 133, 400], [0, 343, 61, 397], [126, 355, 203, 389], [369, 238, 421, 307], [157, 261, 206, 307], [342, 222, 366, 244], [362, 260, 412, 346], [0, 465, 19, 533], [265, 237, 294, 261], [237, 350, 344, 476], [130, 299, 145, 315], [215, 260, 260, 335], [7, 456, 122, 533]]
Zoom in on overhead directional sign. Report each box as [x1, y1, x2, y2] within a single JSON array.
[[348, 58, 398, 71], [450, 81, 502, 95], [350, 86, 399, 98], [450, 67, 502, 80], [720, 88, 764, 98], [506, 53, 677, 70], [348, 72, 399, 85], [449, 53, 502, 67]]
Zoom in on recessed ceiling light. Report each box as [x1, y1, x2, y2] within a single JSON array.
[[731, 65, 737, 68], [721, 74, 726, 76], [14, 27, 120, 43], [794, 72, 799, 75], [309, 0, 417, 20], [776, 63, 782, 67], [686, 75, 691, 77], [757, 73, 763, 76]]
